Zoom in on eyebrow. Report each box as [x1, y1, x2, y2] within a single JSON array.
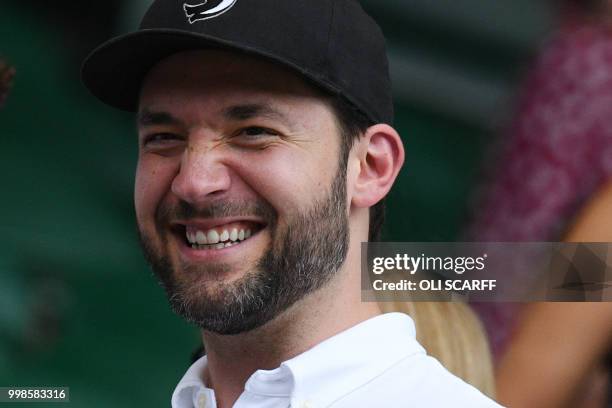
[[137, 109, 183, 128], [137, 103, 293, 128], [222, 103, 292, 127]]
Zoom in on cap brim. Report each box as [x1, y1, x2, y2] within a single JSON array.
[[81, 29, 343, 112]]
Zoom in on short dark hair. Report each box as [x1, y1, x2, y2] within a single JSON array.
[[329, 95, 386, 242]]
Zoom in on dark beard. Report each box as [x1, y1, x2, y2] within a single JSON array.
[[138, 164, 349, 335]]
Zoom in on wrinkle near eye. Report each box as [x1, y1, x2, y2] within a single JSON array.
[[283, 131, 315, 150]]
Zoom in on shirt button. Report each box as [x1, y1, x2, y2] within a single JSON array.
[[197, 393, 209, 408]]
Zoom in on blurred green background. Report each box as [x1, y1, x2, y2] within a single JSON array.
[[1, 1, 555, 406]]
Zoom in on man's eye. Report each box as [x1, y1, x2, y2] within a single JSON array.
[[238, 127, 278, 138], [143, 133, 183, 146]]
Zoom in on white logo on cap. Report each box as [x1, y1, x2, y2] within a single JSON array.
[[183, 0, 238, 24]]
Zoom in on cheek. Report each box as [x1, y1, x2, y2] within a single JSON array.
[[229, 148, 337, 212], [134, 158, 177, 225]]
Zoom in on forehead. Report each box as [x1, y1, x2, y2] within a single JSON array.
[[139, 50, 330, 115]]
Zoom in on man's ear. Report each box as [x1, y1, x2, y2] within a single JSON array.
[[351, 124, 404, 209]]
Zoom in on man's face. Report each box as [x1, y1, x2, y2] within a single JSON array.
[[136, 50, 350, 334]]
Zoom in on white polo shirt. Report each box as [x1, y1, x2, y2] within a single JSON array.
[[172, 313, 502, 408]]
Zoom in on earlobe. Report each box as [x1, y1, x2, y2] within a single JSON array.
[[351, 124, 405, 209]]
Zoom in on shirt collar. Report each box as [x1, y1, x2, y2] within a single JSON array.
[[172, 313, 423, 407], [281, 312, 424, 407], [171, 353, 208, 408]]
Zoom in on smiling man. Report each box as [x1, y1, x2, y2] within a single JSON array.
[[82, 1, 500, 407]]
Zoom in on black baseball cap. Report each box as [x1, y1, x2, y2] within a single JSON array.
[[81, 0, 393, 124]]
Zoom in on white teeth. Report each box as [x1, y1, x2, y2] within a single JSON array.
[[196, 231, 207, 245], [207, 230, 220, 244], [191, 242, 236, 250], [188, 224, 258, 249], [186, 231, 194, 243]]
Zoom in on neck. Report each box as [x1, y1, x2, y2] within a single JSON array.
[[201, 226, 379, 408]]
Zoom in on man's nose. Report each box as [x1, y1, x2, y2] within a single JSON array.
[[171, 146, 231, 204]]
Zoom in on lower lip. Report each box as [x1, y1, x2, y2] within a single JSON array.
[[176, 229, 263, 262]]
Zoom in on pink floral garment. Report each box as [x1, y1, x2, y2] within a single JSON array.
[[467, 19, 612, 358]]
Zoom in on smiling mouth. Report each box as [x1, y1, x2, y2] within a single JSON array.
[[178, 221, 265, 250]]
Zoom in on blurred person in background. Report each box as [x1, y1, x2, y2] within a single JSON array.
[[0, 57, 15, 108], [466, 0, 612, 406]]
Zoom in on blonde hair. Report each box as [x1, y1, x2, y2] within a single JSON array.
[[378, 301, 496, 398]]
